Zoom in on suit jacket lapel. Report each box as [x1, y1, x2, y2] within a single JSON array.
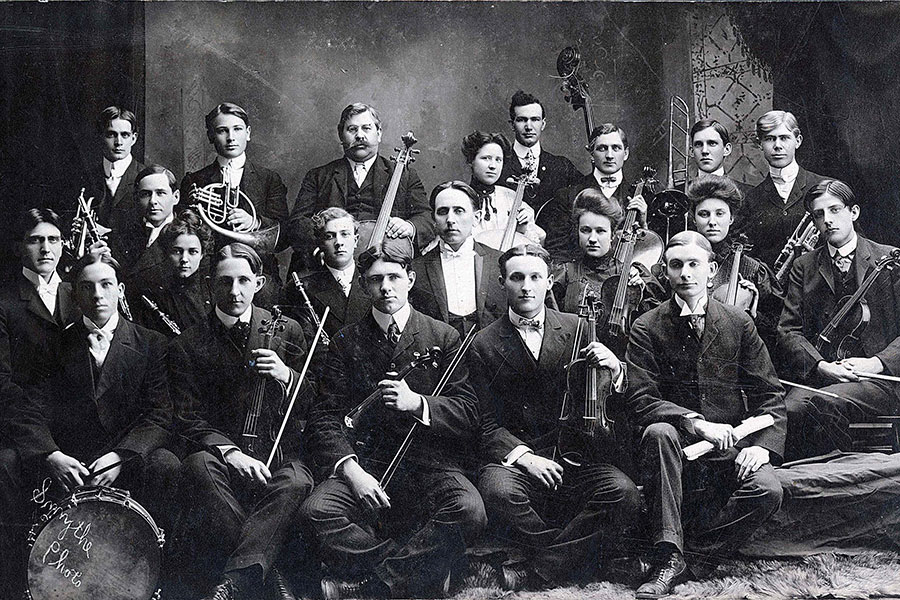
[[374, 156, 391, 201], [94, 319, 137, 401], [332, 160, 348, 202], [495, 315, 535, 377], [699, 300, 722, 356], [19, 278, 56, 325], [56, 283, 76, 326], [537, 309, 568, 370], [855, 237, 874, 289], [785, 168, 809, 210], [62, 323, 95, 401], [817, 247, 836, 294], [424, 250, 449, 322], [392, 308, 422, 360], [474, 250, 485, 323], [318, 272, 350, 322]]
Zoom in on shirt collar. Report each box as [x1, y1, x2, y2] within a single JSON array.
[[509, 306, 546, 329], [828, 231, 858, 258], [711, 166, 726, 177], [347, 155, 378, 172], [215, 304, 253, 329], [439, 236, 475, 258], [513, 140, 541, 161], [144, 212, 175, 232], [674, 293, 708, 317], [770, 159, 799, 182], [326, 262, 355, 282], [593, 167, 623, 188], [22, 267, 61, 291], [217, 153, 247, 170], [372, 302, 411, 334], [103, 154, 133, 178], [83, 311, 119, 338]]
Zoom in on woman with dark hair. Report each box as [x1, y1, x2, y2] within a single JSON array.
[[688, 175, 779, 321], [551, 187, 663, 314], [132, 208, 213, 337], [461, 130, 545, 245]]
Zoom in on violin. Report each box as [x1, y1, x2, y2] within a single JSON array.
[[611, 167, 664, 273], [711, 238, 759, 317], [557, 46, 594, 143], [815, 249, 900, 361], [556, 288, 613, 467], [474, 161, 540, 252], [241, 307, 290, 467], [356, 132, 419, 256]]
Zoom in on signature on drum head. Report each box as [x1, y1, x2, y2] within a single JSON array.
[[42, 541, 83, 588]]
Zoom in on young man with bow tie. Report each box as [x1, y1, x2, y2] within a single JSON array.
[[0, 209, 80, 594], [469, 243, 641, 590], [286, 103, 433, 273], [777, 179, 900, 459], [168, 242, 313, 600], [541, 123, 647, 262], [301, 240, 484, 600], [181, 102, 288, 305], [739, 110, 827, 268], [498, 91, 583, 217], [285, 207, 370, 339], [410, 181, 506, 337], [625, 231, 785, 598]]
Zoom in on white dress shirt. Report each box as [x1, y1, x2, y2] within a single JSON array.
[[347, 155, 378, 187], [327, 263, 355, 297], [592, 168, 623, 199], [84, 311, 119, 368], [769, 160, 800, 201], [711, 166, 726, 177], [439, 238, 477, 317], [513, 140, 541, 169], [827, 231, 858, 261], [103, 154, 133, 196], [510, 306, 545, 360], [217, 152, 247, 188], [145, 213, 175, 248], [22, 267, 61, 316], [215, 304, 253, 329], [674, 293, 708, 317]]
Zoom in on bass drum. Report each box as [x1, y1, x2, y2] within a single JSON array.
[[26, 486, 164, 600]]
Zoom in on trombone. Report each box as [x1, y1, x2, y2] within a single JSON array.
[[648, 95, 692, 243]]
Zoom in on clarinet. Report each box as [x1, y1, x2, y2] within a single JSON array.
[[290, 272, 330, 346], [140, 295, 181, 336]]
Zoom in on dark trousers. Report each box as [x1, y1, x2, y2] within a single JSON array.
[[640, 423, 782, 565], [0, 445, 180, 599], [785, 380, 899, 460], [176, 452, 313, 583], [300, 467, 486, 598], [477, 461, 641, 583]]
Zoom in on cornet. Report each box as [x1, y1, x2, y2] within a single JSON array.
[[65, 188, 112, 259], [773, 213, 820, 286]]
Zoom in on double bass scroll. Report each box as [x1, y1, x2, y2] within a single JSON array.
[[556, 46, 595, 143]]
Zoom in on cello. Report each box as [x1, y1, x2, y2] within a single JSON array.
[[556, 287, 613, 467], [356, 132, 419, 256], [815, 249, 900, 361]]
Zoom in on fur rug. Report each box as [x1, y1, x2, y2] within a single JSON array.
[[450, 552, 900, 600]]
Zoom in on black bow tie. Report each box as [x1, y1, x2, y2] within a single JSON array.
[[229, 320, 251, 348]]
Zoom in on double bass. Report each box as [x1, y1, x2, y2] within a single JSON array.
[[557, 46, 594, 142]]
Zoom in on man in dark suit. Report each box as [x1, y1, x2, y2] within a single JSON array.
[[690, 119, 754, 197], [169, 243, 313, 600], [626, 231, 785, 598], [541, 123, 647, 262], [70, 106, 144, 233], [287, 103, 433, 273], [410, 181, 505, 337], [777, 179, 900, 459], [285, 207, 370, 339], [738, 110, 827, 268], [181, 102, 288, 304], [498, 90, 583, 217], [0, 209, 79, 594], [300, 241, 485, 600], [471, 244, 640, 590]]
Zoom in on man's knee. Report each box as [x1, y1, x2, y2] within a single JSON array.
[[452, 486, 487, 534], [641, 422, 680, 448], [478, 464, 526, 508], [299, 483, 342, 524], [745, 467, 784, 514], [276, 463, 314, 499]]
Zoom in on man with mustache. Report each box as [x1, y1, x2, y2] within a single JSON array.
[[286, 103, 433, 273]]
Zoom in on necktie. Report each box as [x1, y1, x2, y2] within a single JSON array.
[[353, 162, 366, 187], [687, 314, 705, 339], [833, 252, 854, 274], [88, 329, 110, 368], [37, 281, 59, 315], [518, 318, 542, 331], [340, 276, 351, 297], [222, 161, 234, 188], [524, 149, 536, 172], [387, 320, 401, 345], [230, 320, 251, 348]]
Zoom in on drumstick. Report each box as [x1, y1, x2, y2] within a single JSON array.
[[87, 458, 127, 479], [778, 379, 844, 400]]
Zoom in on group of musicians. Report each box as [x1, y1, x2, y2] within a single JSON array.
[[0, 89, 898, 600]]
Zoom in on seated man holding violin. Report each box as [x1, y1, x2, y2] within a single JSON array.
[[300, 240, 484, 600], [410, 181, 507, 337], [470, 244, 641, 591], [777, 179, 900, 459], [540, 123, 649, 262], [626, 231, 785, 599], [169, 242, 315, 600]]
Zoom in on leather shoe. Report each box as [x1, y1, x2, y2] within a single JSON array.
[[269, 568, 296, 600], [202, 576, 241, 600], [321, 576, 385, 600], [635, 550, 687, 599], [499, 564, 531, 591]]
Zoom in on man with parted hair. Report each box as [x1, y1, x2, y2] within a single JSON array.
[[498, 90, 583, 218], [689, 118, 753, 197], [287, 103, 433, 273], [738, 110, 827, 268]]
